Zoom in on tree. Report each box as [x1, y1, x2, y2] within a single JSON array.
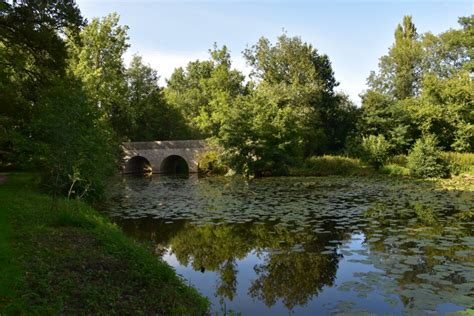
[[0, 0, 83, 80], [367, 16, 423, 100], [409, 71, 473, 151], [0, 2, 118, 201], [67, 13, 130, 136], [360, 135, 391, 169], [218, 94, 304, 176], [0, 0, 84, 163], [359, 15, 472, 154], [243, 34, 342, 155], [422, 15, 473, 78], [124, 55, 190, 141], [28, 78, 118, 201], [165, 45, 246, 138], [407, 135, 449, 178]]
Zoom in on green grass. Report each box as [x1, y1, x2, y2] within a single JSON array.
[[442, 152, 474, 175], [379, 163, 410, 176], [0, 173, 209, 315]]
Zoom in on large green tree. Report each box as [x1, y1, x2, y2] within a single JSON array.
[[125, 55, 190, 141], [0, 1, 118, 200], [165, 45, 246, 138], [217, 94, 304, 176], [243, 34, 345, 155], [359, 15, 473, 153], [67, 13, 130, 136], [367, 16, 423, 100], [0, 0, 84, 160], [422, 15, 473, 78], [30, 78, 118, 200]]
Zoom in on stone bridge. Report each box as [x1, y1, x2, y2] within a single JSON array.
[[122, 140, 208, 174]]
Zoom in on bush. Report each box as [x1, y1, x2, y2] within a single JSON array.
[[360, 135, 391, 169], [407, 135, 449, 178], [197, 150, 228, 175]]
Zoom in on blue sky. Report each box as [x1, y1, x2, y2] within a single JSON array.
[[75, 0, 472, 104]]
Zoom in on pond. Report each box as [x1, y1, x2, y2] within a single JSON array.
[[106, 175, 473, 315]]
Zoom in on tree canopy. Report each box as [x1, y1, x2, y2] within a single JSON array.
[[1, 1, 472, 189]]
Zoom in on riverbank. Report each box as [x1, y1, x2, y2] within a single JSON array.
[[0, 173, 209, 314]]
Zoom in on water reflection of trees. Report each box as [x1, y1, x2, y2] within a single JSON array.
[[359, 196, 474, 312], [249, 251, 340, 310], [167, 221, 345, 309]]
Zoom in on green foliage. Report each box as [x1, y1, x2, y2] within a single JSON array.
[[243, 34, 353, 154], [290, 155, 371, 176], [218, 94, 304, 177], [125, 55, 190, 141], [380, 153, 410, 176], [198, 150, 228, 175], [0, 2, 118, 201], [67, 13, 130, 136], [367, 16, 422, 99], [0, 0, 84, 167], [27, 79, 118, 201], [422, 16, 473, 77], [209, 33, 358, 177], [380, 164, 410, 176], [358, 91, 414, 154], [407, 135, 449, 178], [387, 154, 408, 166], [442, 152, 474, 175], [452, 122, 474, 153], [360, 15, 473, 157], [165, 45, 246, 138], [408, 71, 474, 151], [0, 0, 83, 81], [360, 135, 391, 170]]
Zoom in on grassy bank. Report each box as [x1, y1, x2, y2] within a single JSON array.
[[0, 174, 209, 315], [288, 152, 474, 178], [288, 155, 375, 176]]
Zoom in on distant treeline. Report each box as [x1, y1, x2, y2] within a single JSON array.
[[0, 1, 472, 199]]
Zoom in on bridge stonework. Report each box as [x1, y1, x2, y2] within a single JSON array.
[[122, 140, 208, 174]]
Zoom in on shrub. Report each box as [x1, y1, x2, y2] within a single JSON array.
[[360, 135, 391, 169], [407, 135, 449, 178], [197, 150, 228, 175]]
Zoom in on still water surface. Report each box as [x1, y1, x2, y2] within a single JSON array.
[[106, 175, 473, 315]]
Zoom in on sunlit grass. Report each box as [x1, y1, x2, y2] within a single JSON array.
[[289, 155, 374, 176], [442, 152, 474, 175], [0, 173, 209, 314]]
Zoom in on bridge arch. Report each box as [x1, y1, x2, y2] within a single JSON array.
[[160, 155, 189, 174], [125, 156, 152, 174]]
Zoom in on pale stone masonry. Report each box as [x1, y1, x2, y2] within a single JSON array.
[[122, 140, 208, 173]]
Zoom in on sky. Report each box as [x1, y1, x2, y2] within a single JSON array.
[[75, 0, 472, 104]]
